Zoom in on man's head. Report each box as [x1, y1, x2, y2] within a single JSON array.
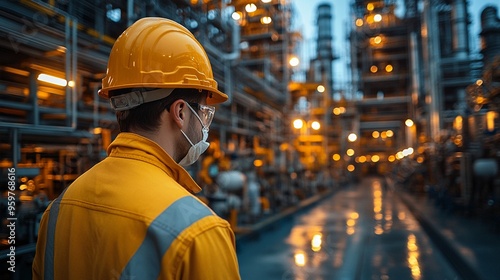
[[99, 18, 227, 166]]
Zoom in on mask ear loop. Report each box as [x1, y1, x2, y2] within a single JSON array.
[[180, 129, 195, 146], [181, 102, 207, 147], [185, 102, 208, 129]]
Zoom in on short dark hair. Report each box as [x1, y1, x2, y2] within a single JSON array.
[[109, 88, 207, 132]]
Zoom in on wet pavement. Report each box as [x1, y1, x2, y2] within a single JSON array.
[[397, 187, 500, 280], [236, 176, 477, 280]]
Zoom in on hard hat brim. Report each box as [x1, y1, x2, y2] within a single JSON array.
[[207, 89, 228, 105]]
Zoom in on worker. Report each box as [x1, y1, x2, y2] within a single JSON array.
[[32, 17, 240, 280], [246, 170, 262, 223]]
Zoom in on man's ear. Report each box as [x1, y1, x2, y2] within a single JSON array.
[[168, 99, 186, 128]]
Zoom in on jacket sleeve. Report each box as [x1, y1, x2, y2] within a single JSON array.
[[176, 222, 241, 280], [32, 206, 51, 280]]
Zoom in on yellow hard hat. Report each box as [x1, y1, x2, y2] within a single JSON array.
[[99, 17, 227, 106]]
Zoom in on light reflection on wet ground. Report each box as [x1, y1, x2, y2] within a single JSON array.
[[237, 177, 460, 280]]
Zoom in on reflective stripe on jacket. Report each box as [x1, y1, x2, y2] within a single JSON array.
[[32, 132, 241, 280]]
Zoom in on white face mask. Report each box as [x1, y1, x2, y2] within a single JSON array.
[[178, 102, 210, 167], [178, 128, 209, 166]]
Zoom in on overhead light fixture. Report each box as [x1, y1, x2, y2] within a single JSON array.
[[348, 133, 358, 142], [289, 56, 299, 67], [245, 4, 257, 13], [37, 73, 74, 87], [405, 119, 414, 127], [232, 11, 241, 20], [311, 121, 321, 130], [260, 16, 272, 24], [38, 74, 67, 86], [293, 119, 304, 129]]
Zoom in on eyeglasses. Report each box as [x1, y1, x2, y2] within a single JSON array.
[[185, 102, 215, 129]]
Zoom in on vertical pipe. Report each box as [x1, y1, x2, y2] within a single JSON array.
[[93, 83, 99, 128], [264, 45, 271, 83], [316, 3, 334, 91], [410, 32, 420, 118], [457, 87, 467, 113], [224, 61, 232, 103], [11, 128, 19, 167], [222, 19, 240, 104], [424, 0, 442, 142], [95, 1, 105, 34], [220, 126, 227, 153], [317, 3, 333, 167], [423, 0, 444, 185], [409, 31, 421, 150], [72, 18, 78, 129], [65, 16, 71, 127], [127, 0, 135, 26], [29, 71, 39, 126], [451, 0, 469, 58], [283, 3, 290, 109]]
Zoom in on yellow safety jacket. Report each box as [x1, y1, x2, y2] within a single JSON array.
[[33, 133, 241, 280]]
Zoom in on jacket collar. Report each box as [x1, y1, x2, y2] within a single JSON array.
[[107, 132, 202, 193]]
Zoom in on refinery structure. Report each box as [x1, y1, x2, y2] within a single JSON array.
[[0, 0, 499, 269]]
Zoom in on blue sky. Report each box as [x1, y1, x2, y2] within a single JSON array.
[[292, 0, 499, 88]]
